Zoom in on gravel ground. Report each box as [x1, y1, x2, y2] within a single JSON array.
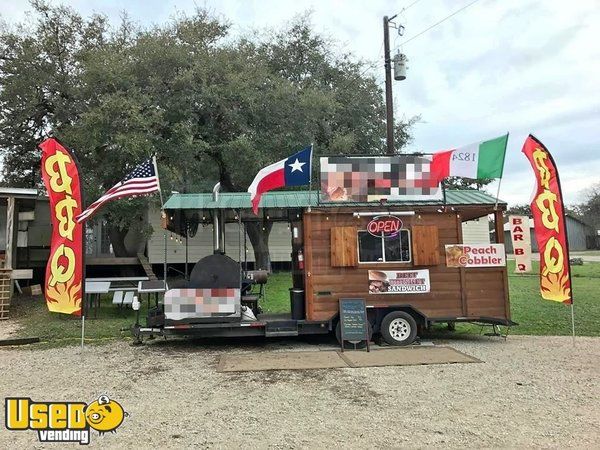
[[0, 335, 598, 448], [0, 321, 21, 340]]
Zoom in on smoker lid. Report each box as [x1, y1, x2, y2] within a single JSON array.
[[188, 254, 241, 289]]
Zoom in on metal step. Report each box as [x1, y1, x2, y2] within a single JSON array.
[[265, 320, 298, 337]]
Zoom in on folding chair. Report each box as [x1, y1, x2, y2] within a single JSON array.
[[122, 291, 134, 307], [112, 291, 124, 307]]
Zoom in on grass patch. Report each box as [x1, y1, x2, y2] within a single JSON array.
[[263, 271, 294, 313], [500, 260, 599, 336], [9, 294, 152, 348], [7, 261, 599, 348]]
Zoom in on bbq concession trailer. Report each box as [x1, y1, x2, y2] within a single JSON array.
[[134, 188, 514, 346]]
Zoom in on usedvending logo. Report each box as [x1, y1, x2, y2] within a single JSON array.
[[4, 395, 128, 445]]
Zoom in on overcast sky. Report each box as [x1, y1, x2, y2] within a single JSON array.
[[1, 0, 599, 206]]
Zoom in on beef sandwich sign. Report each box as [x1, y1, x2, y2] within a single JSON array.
[[368, 270, 430, 294]]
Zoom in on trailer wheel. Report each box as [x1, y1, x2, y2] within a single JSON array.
[[335, 321, 372, 349], [380, 311, 417, 346]]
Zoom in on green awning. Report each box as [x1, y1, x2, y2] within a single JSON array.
[[164, 189, 505, 210]]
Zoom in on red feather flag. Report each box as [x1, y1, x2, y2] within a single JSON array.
[[39, 138, 84, 315], [522, 135, 572, 304]]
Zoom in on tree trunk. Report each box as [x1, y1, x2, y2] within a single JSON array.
[[246, 221, 273, 272], [106, 223, 132, 257]]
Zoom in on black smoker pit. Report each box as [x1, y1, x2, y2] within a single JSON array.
[[163, 253, 242, 325], [188, 253, 241, 290]]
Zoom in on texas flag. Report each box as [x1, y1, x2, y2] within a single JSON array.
[[248, 146, 313, 214]]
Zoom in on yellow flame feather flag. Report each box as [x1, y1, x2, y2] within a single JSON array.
[[521, 135, 572, 304], [39, 138, 84, 315]]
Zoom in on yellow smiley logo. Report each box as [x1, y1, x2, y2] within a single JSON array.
[[85, 395, 128, 434]]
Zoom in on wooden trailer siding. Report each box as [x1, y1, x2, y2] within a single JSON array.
[[304, 209, 509, 323], [330, 226, 358, 267], [411, 225, 440, 266], [463, 269, 507, 317]]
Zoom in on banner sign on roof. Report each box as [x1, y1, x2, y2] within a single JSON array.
[[320, 156, 443, 203]]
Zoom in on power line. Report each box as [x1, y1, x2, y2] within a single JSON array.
[[401, 0, 423, 13], [399, 0, 484, 46]]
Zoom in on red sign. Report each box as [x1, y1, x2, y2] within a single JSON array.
[[367, 215, 403, 238], [522, 135, 572, 304], [39, 138, 84, 315]]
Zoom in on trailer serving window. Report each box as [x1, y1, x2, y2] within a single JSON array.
[[357, 230, 411, 263]]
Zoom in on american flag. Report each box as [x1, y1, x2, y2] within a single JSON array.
[[76, 157, 160, 223]]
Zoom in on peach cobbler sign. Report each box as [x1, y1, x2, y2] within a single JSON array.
[[445, 244, 506, 268]]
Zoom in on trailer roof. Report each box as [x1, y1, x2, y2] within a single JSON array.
[[164, 189, 506, 210]]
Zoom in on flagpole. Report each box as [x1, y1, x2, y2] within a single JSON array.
[[81, 218, 86, 351], [571, 306, 575, 345], [308, 143, 314, 212], [152, 155, 168, 290], [494, 132, 510, 211], [152, 155, 164, 208], [493, 177, 503, 211], [81, 312, 85, 350]]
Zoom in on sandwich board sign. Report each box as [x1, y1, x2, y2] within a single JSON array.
[[338, 298, 370, 352]]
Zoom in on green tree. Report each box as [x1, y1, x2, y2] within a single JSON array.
[[443, 177, 494, 190], [0, 3, 417, 269], [576, 183, 600, 231], [506, 204, 532, 216]]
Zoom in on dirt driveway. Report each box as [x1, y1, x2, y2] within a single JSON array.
[[0, 335, 598, 448]]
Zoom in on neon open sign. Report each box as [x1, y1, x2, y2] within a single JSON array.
[[367, 215, 403, 238]]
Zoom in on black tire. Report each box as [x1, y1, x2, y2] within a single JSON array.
[[335, 321, 372, 349], [380, 311, 418, 346]]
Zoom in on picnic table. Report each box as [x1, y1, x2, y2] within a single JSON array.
[[134, 280, 168, 327], [84, 277, 150, 315], [84, 281, 111, 318]]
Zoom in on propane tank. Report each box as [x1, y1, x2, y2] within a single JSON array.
[[298, 249, 305, 270]]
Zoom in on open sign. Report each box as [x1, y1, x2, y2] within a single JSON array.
[[367, 215, 403, 238]]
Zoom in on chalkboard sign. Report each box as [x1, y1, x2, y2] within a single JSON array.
[[338, 298, 370, 352]]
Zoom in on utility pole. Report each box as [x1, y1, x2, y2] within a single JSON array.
[[383, 15, 397, 155]]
